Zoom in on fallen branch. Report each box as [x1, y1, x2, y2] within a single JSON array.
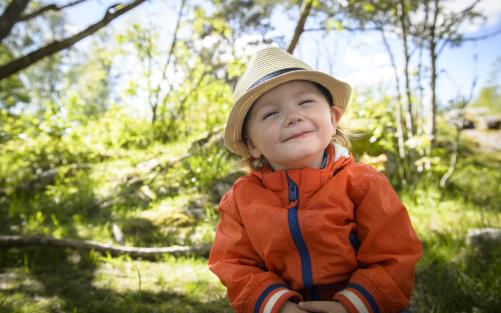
[[0, 235, 211, 259]]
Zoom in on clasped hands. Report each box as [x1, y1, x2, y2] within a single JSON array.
[[279, 300, 348, 313]]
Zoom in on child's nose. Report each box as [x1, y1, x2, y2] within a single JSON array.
[[285, 109, 303, 126]]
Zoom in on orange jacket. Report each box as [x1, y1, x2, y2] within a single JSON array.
[[209, 144, 422, 313]]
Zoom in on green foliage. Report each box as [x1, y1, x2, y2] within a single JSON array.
[[0, 250, 231, 313], [0, 105, 152, 194], [180, 134, 235, 194], [403, 183, 501, 313], [347, 92, 397, 156], [413, 233, 501, 313], [448, 154, 501, 212], [1, 1, 500, 312], [63, 38, 115, 119], [472, 85, 501, 113]]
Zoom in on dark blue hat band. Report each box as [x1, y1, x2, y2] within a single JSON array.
[[247, 67, 305, 91]]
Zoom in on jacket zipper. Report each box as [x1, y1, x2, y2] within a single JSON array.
[[287, 176, 320, 300]]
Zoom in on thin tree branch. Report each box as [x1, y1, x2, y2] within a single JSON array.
[[0, 0, 147, 81], [151, 0, 186, 124], [437, 27, 501, 56], [461, 27, 501, 42], [304, 26, 380, 32], [0, 0, 30, 42], [438, 0, 481, 38], [435, 0, 483, 56], [19, 0, 89, 21], [287, 0, 313, 53], [398, 0, 415, 137]]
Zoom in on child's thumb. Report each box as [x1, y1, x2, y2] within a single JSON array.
[[298, 301, 328, 312], [298, 301, 313, 310]]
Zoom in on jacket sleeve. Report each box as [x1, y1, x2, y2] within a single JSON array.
[[208, 189, 303, 313], [334, 165, 422, 313]]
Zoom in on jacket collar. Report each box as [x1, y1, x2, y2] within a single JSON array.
[[250, 143, 353, 193]]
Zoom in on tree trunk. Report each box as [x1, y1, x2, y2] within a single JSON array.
[[0, 0, 30, 42], [398, 0, 415, 137], [428, 0, 439, 145], [287, 0, 313, 53], [379, 26, 406, 161]]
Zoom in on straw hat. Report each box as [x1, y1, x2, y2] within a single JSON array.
[[225, 46, 352, 157]]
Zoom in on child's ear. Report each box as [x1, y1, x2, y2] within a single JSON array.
[[245, 137, 262, 159], [331, 106, 342, 124]]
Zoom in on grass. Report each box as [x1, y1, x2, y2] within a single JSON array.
[[3, 185, 500, 313], [404, 180, 501, 313], [1, 137, 500, 312], [0, 250, 231, 313]]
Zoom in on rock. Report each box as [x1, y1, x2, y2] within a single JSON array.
[[444, 109, 476, 129], [211, 170, 247, 202], [136, 159, 161, 172], [111, 223, 125, 244], [186, 197, 209, 220], [486, 117, 501, 130], [137, 185, 156, 202], [466, 228, 501, 247], [212, 181, 233, 200]]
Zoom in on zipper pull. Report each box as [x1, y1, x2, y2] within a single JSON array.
[[288, 177, 298, 203]]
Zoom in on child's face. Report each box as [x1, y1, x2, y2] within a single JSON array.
[[244, 80, 341, 170]]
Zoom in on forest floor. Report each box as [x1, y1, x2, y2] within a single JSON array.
[[1, 135, 500, 313]]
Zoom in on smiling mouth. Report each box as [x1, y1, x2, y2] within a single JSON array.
[[283, 130, 313, 142]]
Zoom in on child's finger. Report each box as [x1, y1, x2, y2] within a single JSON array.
[[298, 301, 331, 312]]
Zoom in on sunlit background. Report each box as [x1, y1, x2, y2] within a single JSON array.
[[1, 1, 500, 312]]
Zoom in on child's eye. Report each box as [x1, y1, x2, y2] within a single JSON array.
[[263, 111, 278, 120], [299, 99, 314, 105]]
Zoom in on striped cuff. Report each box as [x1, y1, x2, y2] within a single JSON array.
[[253, 283, 302, 313], [334, 284, 379, 313]]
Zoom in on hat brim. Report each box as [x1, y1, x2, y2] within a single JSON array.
[[224, 70, 352, 157]]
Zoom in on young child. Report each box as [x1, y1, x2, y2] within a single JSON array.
[[208, 47, 422, 313]]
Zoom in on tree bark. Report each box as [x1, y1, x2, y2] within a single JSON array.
[[398, 0, 415, 137], [428, 0, 439, 145], [0, 0, 146, 81], [287, 0, 313, 53], [0, 0, 30, 42], [0, 235, 211, 259], [379, 25, 406, 161]]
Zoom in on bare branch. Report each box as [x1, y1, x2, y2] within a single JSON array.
[[151, 0, 187, 124], [438, 0, 481, 37], [436, 27, 501, 58], [19, 0, 90, 21], [304, 26, 380, 32], [462, 27, 501, 42], [0, 0, 30, 42], [435, 0, 484, 56], [287, 0, 313, 53], [0, 0, 147, 81]]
